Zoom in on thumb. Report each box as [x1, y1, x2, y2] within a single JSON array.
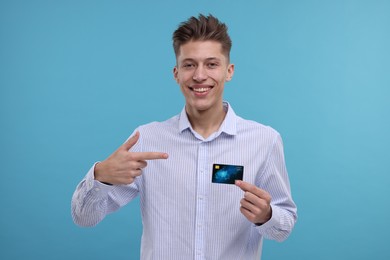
[[121, 131, 140, 151]]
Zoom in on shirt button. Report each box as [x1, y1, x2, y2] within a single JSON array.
[[94, 188, 100, 192]]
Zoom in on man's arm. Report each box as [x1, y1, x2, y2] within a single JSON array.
[[236, 134, 297, 242], [71, 132, 169, 227], [71, 164, 120, 227]]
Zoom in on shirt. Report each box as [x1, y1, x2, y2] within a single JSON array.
[[71, 102, 297, 260]]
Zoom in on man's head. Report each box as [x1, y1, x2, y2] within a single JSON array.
[[172, 14, 232, 61], [172, 14, 234, 115]]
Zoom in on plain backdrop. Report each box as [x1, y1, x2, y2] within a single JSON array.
[[1, 0, 389, 259]]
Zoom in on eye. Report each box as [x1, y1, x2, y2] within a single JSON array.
[[182, 63, 195, 69], [207, 62, 219, 69]]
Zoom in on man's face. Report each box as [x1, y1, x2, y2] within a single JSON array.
[[173, 40, 234, 114]]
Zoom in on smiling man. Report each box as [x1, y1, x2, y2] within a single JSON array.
[[72, 14, 297, 260], [174, 40, 234, 139]]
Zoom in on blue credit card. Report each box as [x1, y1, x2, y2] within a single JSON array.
[[212, 164, 244, 184]]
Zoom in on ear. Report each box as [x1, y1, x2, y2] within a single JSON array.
[[173, 66, 179, 83], [225, 63, 235, 82]]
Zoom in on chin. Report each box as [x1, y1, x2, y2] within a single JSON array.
[[187, 100, 216, 112]]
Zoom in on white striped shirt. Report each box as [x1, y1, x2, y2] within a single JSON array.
[[71, 102, 297, 260]]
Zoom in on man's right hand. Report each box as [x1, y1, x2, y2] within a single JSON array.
[[94, 131, 169, 185]]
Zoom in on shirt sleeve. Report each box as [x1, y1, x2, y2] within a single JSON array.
[[255, 134, 298, 241], [71, 162, 140, 227]]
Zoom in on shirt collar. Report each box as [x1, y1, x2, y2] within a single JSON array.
[[178, 101, 237, 137]]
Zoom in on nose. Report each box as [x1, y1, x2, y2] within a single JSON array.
[[193, 65, 207, 82]]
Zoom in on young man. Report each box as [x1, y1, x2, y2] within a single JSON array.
[[72, 14, 297, 259]]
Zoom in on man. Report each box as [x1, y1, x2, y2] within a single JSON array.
[[72, 14, 297, 259]]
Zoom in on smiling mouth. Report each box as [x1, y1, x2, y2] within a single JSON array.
[[189, 86, 213, 93]]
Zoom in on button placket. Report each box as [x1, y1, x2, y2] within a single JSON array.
[[194, 141, 208, 259]]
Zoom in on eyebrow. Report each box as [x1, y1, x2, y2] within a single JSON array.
[[180, 57, 222, 63]]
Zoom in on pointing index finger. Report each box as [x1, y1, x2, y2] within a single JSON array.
[[131, 151, 169, 161]]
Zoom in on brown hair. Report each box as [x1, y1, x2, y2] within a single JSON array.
[[172, 14, 232, 60]]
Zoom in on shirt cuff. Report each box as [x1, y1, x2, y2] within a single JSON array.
[[254, 204, 296, 242], [84, 162, 113, 195]]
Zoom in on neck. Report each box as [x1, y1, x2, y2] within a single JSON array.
[[186, 103, 226, 139]]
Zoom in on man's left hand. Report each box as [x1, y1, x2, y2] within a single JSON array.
[[235, 180, 272, 225]]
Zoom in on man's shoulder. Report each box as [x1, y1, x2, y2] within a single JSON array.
[[236, 115, 280, 138]]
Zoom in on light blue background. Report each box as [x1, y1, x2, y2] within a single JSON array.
[[1, 1, 389, 259]]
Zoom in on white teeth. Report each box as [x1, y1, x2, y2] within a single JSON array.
[[193, 88, 210, 92]]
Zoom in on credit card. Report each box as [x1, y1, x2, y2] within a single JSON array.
[[212, 164, 244, 184]]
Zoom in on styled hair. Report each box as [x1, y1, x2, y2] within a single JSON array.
[[172, 14, 232, 60]]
